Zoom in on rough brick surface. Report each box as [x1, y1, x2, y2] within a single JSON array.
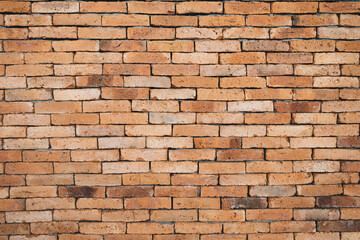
[[0, 0, 359, 239]]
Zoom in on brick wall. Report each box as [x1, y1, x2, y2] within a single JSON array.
[[0, 1, 359, 239]]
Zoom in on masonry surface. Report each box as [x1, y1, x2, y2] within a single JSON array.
[[0, 0, 359, 239]]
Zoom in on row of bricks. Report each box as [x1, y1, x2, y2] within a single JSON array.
[[1, 137, 360, 149], [1, 101, 360, 113], [2, 208, 360, 222], [1, 14, 359, 27], [1, 221, 360, 236], [0, 40, 358, 52], [0, 124, 359, 137], [0, 52, 359, 64], [0, 160, 357, 173], [1, 148, 359, 161], [0, 233, 357, 240], [1, 1, 360, 14], [2, 195, 360, 209], [0, 76, 358, 89], [1, 88, 360, 101], [0, 64, 359, 77], [1, 27, 360, 40]]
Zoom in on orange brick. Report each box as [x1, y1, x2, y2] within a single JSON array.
[[247, 162, 292, 173], [153, 64, 199, 75], [200, 210, 245, 222], [5, 162, 53, 174], [104, 64, 150, 75], [199, 16, 245, 27], [78, 27, 126, 39], [31, 221, 78, 234], [125, 52, 170, 63], [290, 137, 336, 148], [298, 185, 343, 196], [127, 223, 173, 234], [54, 64, 102, 76], [128, 27, 175, 39], [269, 173, 313, 185], [26, 175, 73, 186], [55, 163, 101, 174], [0, 127, 26, 138], [294, 209, 339, 220], [83, 100, 130, 112], [125, 197, 171, 209], [53, 14, 101, 26], [295, 64, 340, 76], [220, 174, 266, 186], [337, 41, 360, 51], [151, 16, 196, 27], [0, 53, 24, 64], [38, 95, 92, 110], [74, 52, 123, 63], [77, 75, 123, 87], [28, 126, 74, 138], [80, 222, 125, 234], [101, 113, 148, 124], [250, 186, 296, 197], [267, 53, 313, 63], [151, 162, 197, 173], [292, 113, 337, 124], [290, 40, 335, 52], [224, 27, 268, 39], [0, 199, 24, 211], [169, 149, 215, 161], [270, 221, 315, 233], [7, 64, 53, 76], [54, 209, 100, 221], [80, 2, 126, 13], [28, 76, 75, 89], [269, 197, 315, 208], [151, 210, 197, 222], [53, 40, 99, 51], [221, 52, 265, 64], [11, 186, 57, 198], [320, 2, 360, 13], [121, 149, 167, 161], [102, 87, 148, 100], [0, 28, 27, 39], [29, 27, 77, 39], [294, 14, 338, 26], [268, 77, 313, 88], [175, 223, 222, 234], [272, 2, 318, 13], [295, 233, 339, 240], [100, 40, 146, 52], [197, 113, 244, 124], [314, 173, 359, 185], [220, 125, 266, 137], [3, 40, 50, 52], [172, 174, 218, 186], [0, 1, 30, 13], [202, 186, 247, 198], [123, 174, 170, 185], [245, 113, 291, 124], [129, 2, 174, 14], [151, 89, 195, 100], [50, 137, 97, 150], [0, 175, 25, 186], [267, 125, 313, 136], [102, 210, 149, 222], [52, 113, 99, 125], [217, 149, 263, 161], [247, 209, 292, 221], [200, 163, 245, 174], [247, 15, 291, 27], [0, 224, 30, 235], [99, 137, 145, 149], [177, 28, 222, 40], [125, 76, 170, 88], [243, 40, 289, 51], [104, 15, 149, 27], [318, 27, 360, 39], [224, 222, 269, 234], [155, 186, 198, 197], [148, 41, 193, 52], [225, 2, 270, 14], [3, 139, 49, 150], [201, 65, 246, 76], [247, 65, 293, 77]]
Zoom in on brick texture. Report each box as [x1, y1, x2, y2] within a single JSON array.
[[0, 0, 359, 239]]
